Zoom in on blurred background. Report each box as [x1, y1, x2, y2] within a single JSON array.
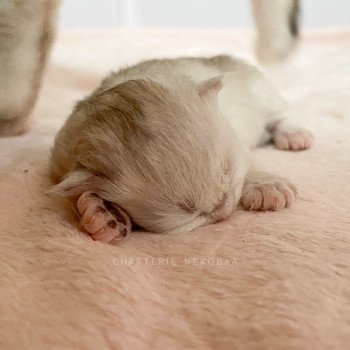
[[59, 0, 350, 30]]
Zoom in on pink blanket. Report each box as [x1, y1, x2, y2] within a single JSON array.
[[0, 29, 349, 349]]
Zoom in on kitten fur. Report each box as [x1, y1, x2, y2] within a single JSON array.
[[50, 56, 311, 235]]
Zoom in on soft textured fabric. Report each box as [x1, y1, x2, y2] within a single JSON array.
[[0, 29, 349, 350]]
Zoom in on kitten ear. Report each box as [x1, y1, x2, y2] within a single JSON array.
[[49, 170, 96, 198], [198, 75, 223, 97]]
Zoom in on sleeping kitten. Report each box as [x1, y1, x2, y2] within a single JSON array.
[[50, 55, 312, 242]]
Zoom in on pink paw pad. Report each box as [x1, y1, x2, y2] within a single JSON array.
[[241, 177, 297, 211], [274, 129, 313, 151], [77, 192, 131, 243]]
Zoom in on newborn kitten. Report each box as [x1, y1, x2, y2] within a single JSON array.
[[50, 55, 312, 242]]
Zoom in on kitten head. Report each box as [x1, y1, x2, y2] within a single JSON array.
[[53, 77, 248, 234]]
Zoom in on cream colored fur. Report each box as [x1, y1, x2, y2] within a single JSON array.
[[50, 59, 248, 234], [252, 0, 300, 64], [50, 56, 311, 237], [0, 0, 59, 135]]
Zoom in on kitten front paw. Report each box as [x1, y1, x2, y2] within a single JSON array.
[[241, 172, 297, 211], [273, 128, 313, 151], [77, 191, 131, 243]]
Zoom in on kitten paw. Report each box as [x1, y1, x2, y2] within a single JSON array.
[[241, 172, 297, 211], [77, 191, 131, 243], [273, 128, 313, 151]]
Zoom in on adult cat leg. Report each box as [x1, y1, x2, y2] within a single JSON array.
[[251, 0, 300, 64], [0, 0, 60, 135]]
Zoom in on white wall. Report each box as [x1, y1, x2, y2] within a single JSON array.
[[59, 0, 350, 30]]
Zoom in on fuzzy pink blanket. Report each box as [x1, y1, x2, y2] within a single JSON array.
[[0, 29, 349, 349]]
